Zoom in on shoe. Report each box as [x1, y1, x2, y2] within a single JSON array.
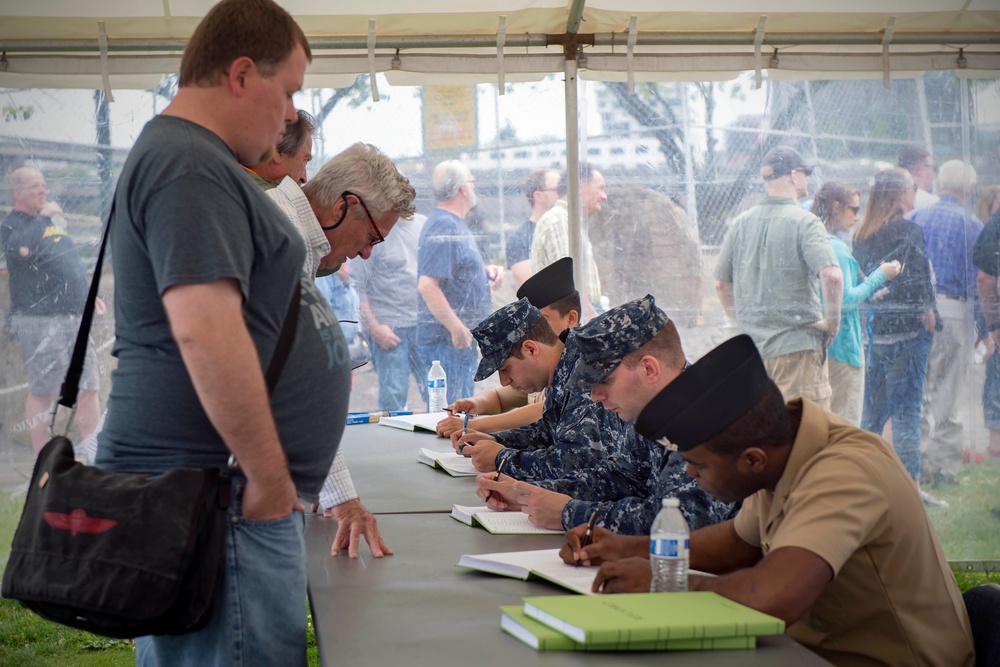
[[920, 490, 949, 508], [964, 448, 986, 464]]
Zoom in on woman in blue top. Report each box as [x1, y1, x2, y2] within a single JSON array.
[[813, 181, 900, 425]]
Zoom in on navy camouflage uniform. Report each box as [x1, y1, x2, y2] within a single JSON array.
[[536, 295, 738, 533], [471, 299, 621, 481]]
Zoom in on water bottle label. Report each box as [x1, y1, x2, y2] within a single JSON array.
[[428, 379, 445, 389], [650, 537, 689, 558]]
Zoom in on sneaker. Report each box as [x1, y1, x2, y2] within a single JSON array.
[[919, 489, 949, 508]]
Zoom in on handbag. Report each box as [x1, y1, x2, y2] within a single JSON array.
[[0, 201, 300, 638]]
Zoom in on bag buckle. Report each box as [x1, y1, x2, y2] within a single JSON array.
[[48, 399, 76, 439]]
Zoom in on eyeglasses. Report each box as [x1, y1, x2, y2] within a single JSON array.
[[847, 205, 861, 214], [320, 191, 385, 246]]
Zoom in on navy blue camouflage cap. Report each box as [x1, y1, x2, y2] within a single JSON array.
[[569, 294, 669, 390], [634, 334, 770, 452], [517, 257, 575, 309], [472, 298, 542, 381]]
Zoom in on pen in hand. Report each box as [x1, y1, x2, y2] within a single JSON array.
[[576, 510, 599, 567], [457, 412, 472, 453], [485, 456, 507, 505]]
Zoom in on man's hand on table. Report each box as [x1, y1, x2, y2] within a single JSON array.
[[475, 472, 522, 511], [591, 557, 653, 594], [324, 498, 393, 558], [511, 481, 569, 530]]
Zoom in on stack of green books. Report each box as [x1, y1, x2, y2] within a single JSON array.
[[501, 591, 785, 652]]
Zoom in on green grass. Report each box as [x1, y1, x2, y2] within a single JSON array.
[[922, 458, 1000, 562], [0, 463, 997, 666]]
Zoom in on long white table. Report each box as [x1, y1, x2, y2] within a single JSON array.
[[306, 424, 833, 666]]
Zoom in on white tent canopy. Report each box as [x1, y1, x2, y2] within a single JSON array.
[[1, 0, 999, 90]]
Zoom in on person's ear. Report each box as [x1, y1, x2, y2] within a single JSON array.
[[227, 57, 255, 96], [567, 311, 580, 328], [640, 354, 661, 383], [521, 340, 541, 359], [739, 447, 768, 474]]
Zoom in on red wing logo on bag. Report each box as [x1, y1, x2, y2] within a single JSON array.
[[43, 509, 118, 537]]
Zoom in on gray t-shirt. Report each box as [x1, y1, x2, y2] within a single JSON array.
[[97, 116, 350, 502], [349, 213, 424, 329], [714, 195, 838, 359]]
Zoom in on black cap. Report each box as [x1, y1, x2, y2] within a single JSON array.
[[634, 335, 771, 451], [517, 257, 575, 309], [760, 146, 813, 180]]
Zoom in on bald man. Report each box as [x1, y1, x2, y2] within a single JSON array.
[[2, 167, 103, 451], [416, 159, 503, 401]]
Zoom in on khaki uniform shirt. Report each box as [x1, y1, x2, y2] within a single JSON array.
[[734, 399, 974, 666]]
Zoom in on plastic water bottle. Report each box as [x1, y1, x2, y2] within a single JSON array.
[[650, 497, 689, 592], [427, 360, 447, 413]]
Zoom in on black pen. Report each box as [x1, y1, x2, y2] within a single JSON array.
[[576, 509, 599, 567], [485, 455, 507, 505]]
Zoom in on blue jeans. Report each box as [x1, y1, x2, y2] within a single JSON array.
[[136, 481, 307, 667], [369, 326, 427, 411], [861, 332, 933, 481], [420, 339, 478, 406]]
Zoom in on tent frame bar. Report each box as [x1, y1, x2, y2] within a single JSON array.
[[2, 31, 998, 54]]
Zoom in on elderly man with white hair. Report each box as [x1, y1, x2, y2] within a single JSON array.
[[267, 141, 416, 558], [912, 159, 985, 489], [417, 159, 503, 403]]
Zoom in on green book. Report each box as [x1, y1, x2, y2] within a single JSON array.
[[500, 606, 756, 652], [522, 591, 785, 645]]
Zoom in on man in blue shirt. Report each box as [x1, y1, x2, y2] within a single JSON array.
[[417, 160, 502, 402], [913, 160, 985, 487]]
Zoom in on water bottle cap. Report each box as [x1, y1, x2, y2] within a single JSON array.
[[432, 360, 441, 365], [661, 497, 679, 508]]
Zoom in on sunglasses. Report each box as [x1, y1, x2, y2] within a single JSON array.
[[791, 166, 814, 177], [847, 205, 861, 214]]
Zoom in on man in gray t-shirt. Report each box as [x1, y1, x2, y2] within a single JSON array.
[[96, 2, 344, 663], [349, 212, 426, 411]]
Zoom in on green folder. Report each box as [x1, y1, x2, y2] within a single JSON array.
[[500, 606, 757, 652], [522, 591, 785, 645]]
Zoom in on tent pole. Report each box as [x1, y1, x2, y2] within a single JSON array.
[[564, 55, 587, 315]]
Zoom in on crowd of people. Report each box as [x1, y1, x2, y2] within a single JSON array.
[[714, 145, 996, 509], [0, 0, 992, 664]]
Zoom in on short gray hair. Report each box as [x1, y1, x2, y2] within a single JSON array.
[[276, 110, 316, 157], [302, 142, 416, 220], [937, 159, 977, 192], [431, 160, 470, 201], [7, 166, 43, 203]]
